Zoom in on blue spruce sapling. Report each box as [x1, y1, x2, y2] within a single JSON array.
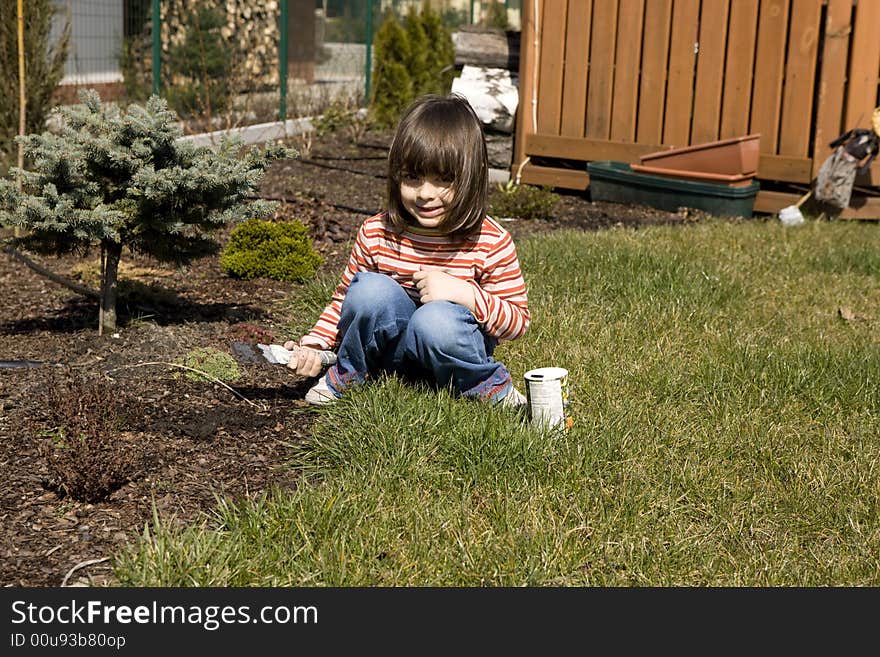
[[0, 90, 291, 333]]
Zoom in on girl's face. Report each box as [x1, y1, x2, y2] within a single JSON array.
[[399, 174, 454, 229]]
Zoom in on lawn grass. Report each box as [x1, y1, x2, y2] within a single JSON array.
[[115, 217, 880, 586]]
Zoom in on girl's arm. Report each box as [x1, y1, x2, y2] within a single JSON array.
[[468, 231, 530, 341], [300, 220, 375, 349]]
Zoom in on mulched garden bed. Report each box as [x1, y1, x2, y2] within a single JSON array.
[[0, 127, 700, 587]]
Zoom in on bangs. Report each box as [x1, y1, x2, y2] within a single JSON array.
[[394, 113, 465, 181]]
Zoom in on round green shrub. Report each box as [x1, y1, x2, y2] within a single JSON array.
[[490, 182, 561, 220], [220, 219, 323, 282]]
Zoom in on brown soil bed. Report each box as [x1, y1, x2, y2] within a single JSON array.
[[0, 128, 703, 587]]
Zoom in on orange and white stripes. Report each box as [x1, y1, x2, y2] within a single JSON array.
[[301, 213, 530, 349]]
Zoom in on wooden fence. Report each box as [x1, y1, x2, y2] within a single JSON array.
[[512, 0, 880, 218]]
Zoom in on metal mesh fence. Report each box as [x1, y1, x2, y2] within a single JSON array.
[[47, 0, 519, 133], [53, 0, 125, 86]]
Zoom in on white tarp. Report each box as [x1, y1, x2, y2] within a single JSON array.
[[451, 65, 519, 133]]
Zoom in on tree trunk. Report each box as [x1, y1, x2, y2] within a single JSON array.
[[100, 240, 122, 334]]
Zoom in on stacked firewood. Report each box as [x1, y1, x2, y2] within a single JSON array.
[[127, 0, 281, 92], [172, 0, 280, 86]]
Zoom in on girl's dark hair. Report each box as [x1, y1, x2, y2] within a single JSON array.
[[386, 94, 488, 236]]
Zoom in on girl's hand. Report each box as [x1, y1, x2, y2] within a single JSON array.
[[412, 266, 476, 311], [283, 341, 324, 378]]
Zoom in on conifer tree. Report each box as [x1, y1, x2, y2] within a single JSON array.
[[0, 0, 69, 173], [404, 5, 430, 97], [0, 90, 290, 334], [484, 0, 509, 30], [369, 11, 413, 128], [419, 1, 455, 96], [165, 4, 233, 120]]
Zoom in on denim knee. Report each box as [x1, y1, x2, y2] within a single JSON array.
[[342, 272, 409, 319], [406, 301, 479, 356]]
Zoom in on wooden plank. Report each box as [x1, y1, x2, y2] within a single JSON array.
[[512, 0, 538, 175], [662, 0, 700, 146], [610, 0, 645, 143], [536, 0, 569, 135], [525, 133, 665, 162], [750, 0, 790, 153], [754, 190, 802, 214], [778, 0, 823, 157], [560, 0, 593, 138], [691, 0, 730, 144], [720, 0, 759, 139], [753, 191, 880, 219], [844, 0, 880, 131], [811, 0, 852, 177], [518, 163, 590, 190], [757, 153, 814, 182], [837, 197, 880, 220], [585, 0, 619, 139], [636, 0, 673, 144]]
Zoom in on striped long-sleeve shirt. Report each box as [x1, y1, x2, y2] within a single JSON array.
[[300, 212, 530, 349]]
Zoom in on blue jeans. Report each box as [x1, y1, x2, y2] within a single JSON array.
[[325, 272, 514, 401]]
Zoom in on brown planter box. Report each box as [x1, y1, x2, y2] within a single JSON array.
[[629, 163, 755, 188], [639, 134, 761, 176]]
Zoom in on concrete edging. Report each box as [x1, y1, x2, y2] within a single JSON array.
[[177, 116, 510, 184], [176, 117, 314, 148]]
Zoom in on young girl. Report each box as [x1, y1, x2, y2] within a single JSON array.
[[285, 93, 529, 406]]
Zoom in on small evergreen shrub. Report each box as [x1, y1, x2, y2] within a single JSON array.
[[312, 99, 351, 138], [0, 90, 290, 333], [220, 219, 323, 282], [313, 97, 371, 142], [490, 182, 561, 220], [175, 347, 241, 383]]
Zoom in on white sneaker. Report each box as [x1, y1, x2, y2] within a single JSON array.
[[499, 386, 527, 408], [305, 374, 339, 406]]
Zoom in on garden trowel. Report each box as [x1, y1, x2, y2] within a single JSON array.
[[231, 341, 337, 368]]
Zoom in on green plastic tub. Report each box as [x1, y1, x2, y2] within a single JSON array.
[[586, 160, 760, 218]]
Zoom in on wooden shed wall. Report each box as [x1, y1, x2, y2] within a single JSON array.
[[512, 0, 880, 217]]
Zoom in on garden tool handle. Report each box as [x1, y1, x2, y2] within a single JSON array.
[[795, 191, 812, 208], [291, 344, 338, 367], [256, 343, 337, 367]]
